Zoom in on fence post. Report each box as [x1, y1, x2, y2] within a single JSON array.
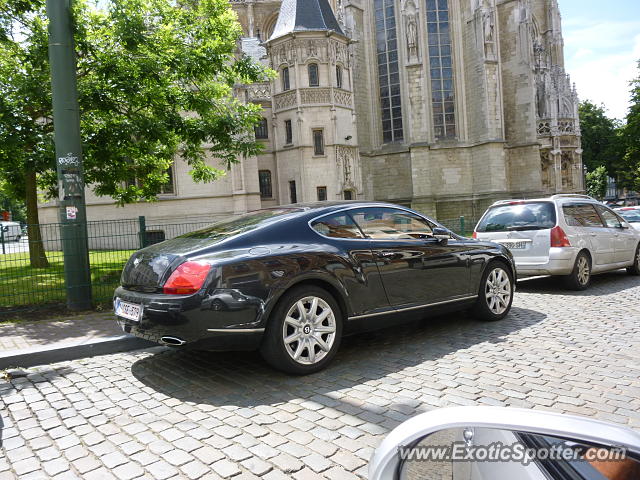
[[138, 216, 146, 249], [1, 227, 5, 255], [459, 216, 465, 235]]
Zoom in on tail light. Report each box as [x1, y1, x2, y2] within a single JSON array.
[[550, 226, 571, 247], [472, 231, 477, 239], [163, 261, 211, 295]]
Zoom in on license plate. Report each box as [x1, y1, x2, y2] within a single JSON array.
[[114, 298, 143, 322], [499, 240, 528, 250]]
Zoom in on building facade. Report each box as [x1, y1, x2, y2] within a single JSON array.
[[38, 0, 583, 225]]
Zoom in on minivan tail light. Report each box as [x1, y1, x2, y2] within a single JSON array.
[[550, 226, 571, 247], [163, 261, 211, 295], [472, 231, 477, 239]]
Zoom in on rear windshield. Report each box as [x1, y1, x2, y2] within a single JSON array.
[[476, 202, 557, 232], [180, 208, 301, 240]]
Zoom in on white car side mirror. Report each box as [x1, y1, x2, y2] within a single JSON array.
[[369, 406, 640, 480]]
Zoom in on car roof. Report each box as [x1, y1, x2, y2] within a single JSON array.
[[488, 194, 602, 207], [263, 201, 406, 215]]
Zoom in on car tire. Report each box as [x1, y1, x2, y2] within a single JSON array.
[[563, 251, 591, 290], [260, 286, 343, 375], [627, 244, 640, 276], [471, 262, 514, 321]]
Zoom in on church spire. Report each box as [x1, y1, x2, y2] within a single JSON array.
[[268, 0, 345, 42]]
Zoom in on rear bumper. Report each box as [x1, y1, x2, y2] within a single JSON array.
[[114, 287, 265, 351], [514, 247, 578, 277]]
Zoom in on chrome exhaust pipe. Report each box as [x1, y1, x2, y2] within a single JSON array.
[[160, 336, 187, 346]]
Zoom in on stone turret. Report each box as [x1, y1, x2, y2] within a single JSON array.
[[264, 0, 362, 203]]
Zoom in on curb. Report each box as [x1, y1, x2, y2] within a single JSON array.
[[0, 335, 157, 370]]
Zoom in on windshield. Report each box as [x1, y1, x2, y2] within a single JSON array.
[[180, 208, 302, 240], [619, 210, 640, 223], [476, 202, 557, 232]]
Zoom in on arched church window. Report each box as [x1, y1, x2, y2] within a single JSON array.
[[308, 63, 319, 87], [426, 0, 456, 139], [374, 0, 403, 143]]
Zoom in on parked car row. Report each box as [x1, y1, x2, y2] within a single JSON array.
[[114, 195, 639, 373]]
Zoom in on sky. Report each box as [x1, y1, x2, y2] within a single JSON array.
[[559, 0, 640, 120]]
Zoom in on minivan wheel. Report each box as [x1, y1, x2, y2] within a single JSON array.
[[260, 286, 343, 375], [564, 252, 591, 290], [627, 245, 640, 276], [472, 262, 514, 321]]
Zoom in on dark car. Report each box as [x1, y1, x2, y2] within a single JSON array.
[[114, 202, 515, 374]]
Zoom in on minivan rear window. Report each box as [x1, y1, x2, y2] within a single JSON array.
[[476, 202, 556, 232]]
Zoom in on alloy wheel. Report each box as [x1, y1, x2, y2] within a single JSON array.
[[577, 255, 590, 285], [484, 267, 512, 315], [282, 296, 337, 365]]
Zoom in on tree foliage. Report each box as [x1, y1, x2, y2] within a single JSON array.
[[620, 62, 640, 192], [585, 165, 608, 200], [0, 0, 270, 210], [578, 100, 622, 175]]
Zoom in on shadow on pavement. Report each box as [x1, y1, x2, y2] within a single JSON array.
[[516, 269, 639, 296], [131, 306, 546, 418]]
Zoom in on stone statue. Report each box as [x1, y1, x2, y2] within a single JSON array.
[[482, 8, 495, 58], [406, 14, 418, 59]]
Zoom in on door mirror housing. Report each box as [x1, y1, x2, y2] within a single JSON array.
[[368, 406, 640, 480], [432, 227, 451, 243]]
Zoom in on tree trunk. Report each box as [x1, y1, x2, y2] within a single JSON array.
[[25, 169, 50, 268]]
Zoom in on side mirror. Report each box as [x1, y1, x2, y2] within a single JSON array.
[[369, 407, 640, 480], [432, 227, 451, 242]]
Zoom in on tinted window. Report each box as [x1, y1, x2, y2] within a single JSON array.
[[476, 202, 556, 232], [311, 213, 365, 239], [350, 208, 433, 240], [619, 210, 640, 223], [563, 204, 604, 227], [596, 205, 621, 228], [181, 209, 300, 240]]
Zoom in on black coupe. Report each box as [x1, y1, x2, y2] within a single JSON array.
[[115, 202, 515, 374]]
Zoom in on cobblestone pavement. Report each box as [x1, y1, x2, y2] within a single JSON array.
[[1, 271, 639, 479], [0, 313, 117, 352]]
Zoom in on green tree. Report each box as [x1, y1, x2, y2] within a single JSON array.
[[578, 100, 623, 175], [620, 61, 640, 191], [0, 0, 269, 267], [585, 165, 608, 200]]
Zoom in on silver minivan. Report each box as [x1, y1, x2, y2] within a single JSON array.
[[474, 194, 640, 289]]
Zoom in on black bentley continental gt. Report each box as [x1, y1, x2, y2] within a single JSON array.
[[115, 202, 515, 374]]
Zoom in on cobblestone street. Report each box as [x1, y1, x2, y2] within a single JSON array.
[[2, 271, 639, 479]]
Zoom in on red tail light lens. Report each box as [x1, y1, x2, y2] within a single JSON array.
[[472, 231, 477, 239], [163, 261, 211, 295], [550, 226, 571, 247]]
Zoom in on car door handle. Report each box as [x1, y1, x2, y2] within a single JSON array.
[[590, 233, 597, 237], [376, 251, 396, 259]]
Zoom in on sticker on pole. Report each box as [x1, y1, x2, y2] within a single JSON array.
[[66, 206, 78, 220]]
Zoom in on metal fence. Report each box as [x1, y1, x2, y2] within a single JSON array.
[[0, 214, 476, 317]]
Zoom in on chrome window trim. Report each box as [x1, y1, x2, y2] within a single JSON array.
[[307, 204, 450, 243]]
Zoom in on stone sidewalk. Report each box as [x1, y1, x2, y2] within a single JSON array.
[[0, 312, 120, 352]]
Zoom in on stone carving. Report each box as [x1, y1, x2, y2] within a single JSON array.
[[329, 40, 350, 66], [482, 2, 496, 60], [274, 90, 297, 111], [537, 121, 551, 137], [300, 88, 331, 104], [558, 120, 575, 134], [247, 82, 271, 101], [402, 0, 420, 63], [336, 145, 358, 186], [561, 152, 573, 189], [305, 40, 320, 59], [540, 152, 553, 191], [336, 0, 345, 28], [333, 89, 353, 107]]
